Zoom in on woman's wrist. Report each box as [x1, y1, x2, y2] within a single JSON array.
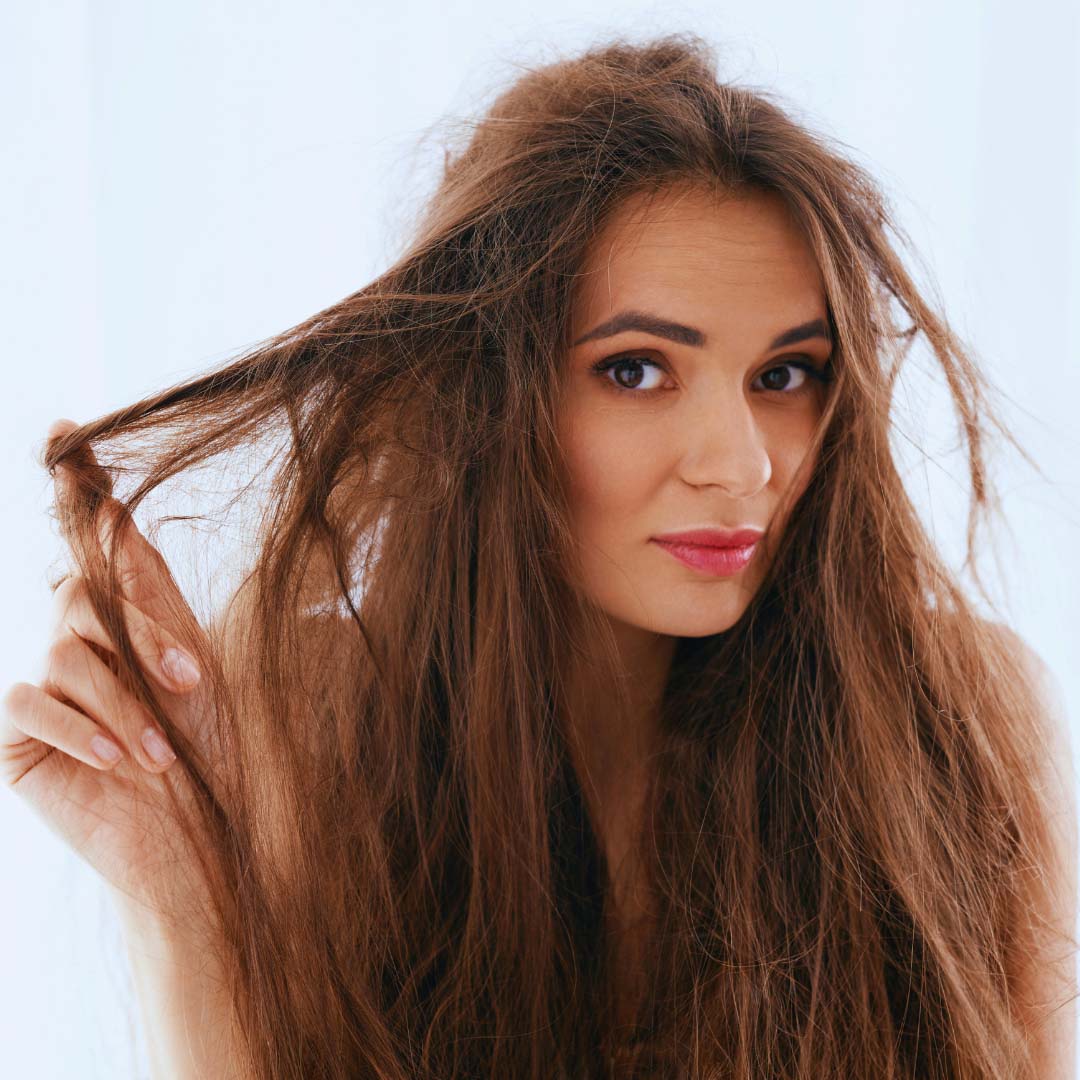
[[109, 886, 245, 1080]]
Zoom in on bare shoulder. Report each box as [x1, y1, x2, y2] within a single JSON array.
[[981, 619, 1078, 1077], [981, 620, 1075, 799]]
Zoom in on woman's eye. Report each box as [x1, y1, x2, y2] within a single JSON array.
[[753, 361, 813, 393], [755, 359, 834, 395], [591, 355, 666, 393]]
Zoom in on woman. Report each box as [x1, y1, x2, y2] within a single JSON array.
[[3, 32, 1076, 1079]]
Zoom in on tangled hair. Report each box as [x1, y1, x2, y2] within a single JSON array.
[[43, 31, 1074, 1078]]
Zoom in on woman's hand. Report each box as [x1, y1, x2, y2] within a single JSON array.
[[2, 419, 218, 929]]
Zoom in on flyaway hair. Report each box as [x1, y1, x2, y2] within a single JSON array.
[[44, 31, 1074, 1078]]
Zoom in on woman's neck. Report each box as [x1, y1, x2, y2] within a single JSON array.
[[563, 622, 677, 871]]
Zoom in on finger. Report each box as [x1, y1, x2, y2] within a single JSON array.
[[49, 433, 194, 640], [51, 575, 201, 693], [46, 417, 79, 443], [47, 417, 108, 486], [47, 417, 124, 563], [48, 419, 111, 517], [50, 461, 77, 544], [38, 633, 178, 773], [96, 502, 184, 618], [1, 680, 128, 773], [50, 435, 112, 554]]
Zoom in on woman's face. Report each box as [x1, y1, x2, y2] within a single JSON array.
[[559, 182, 833, 642]]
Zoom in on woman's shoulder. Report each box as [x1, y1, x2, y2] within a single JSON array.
[[977, 618, 1078, 1074], [972, 619, 1074, 823], [977, 619, 1070, 763]]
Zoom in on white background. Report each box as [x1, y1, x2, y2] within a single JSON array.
[[2, 2, 1078, 1076]]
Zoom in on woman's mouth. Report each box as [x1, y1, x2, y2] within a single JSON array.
[[650, 538, 758, 577]]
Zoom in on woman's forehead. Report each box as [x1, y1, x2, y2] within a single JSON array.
[[571, 243, 826, 345], [575, 186, 823, 298]]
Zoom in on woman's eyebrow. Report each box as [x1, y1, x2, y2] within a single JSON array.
[[572, 310, 832, 350]]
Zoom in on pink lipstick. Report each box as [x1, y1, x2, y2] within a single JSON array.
[[650, 526, 763, 578]]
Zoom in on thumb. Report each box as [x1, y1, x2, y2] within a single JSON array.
[[47, 418, 199, 645], [46, 417, 79, 442]]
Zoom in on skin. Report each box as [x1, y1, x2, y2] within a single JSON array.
[[557, 181, 834, 933]]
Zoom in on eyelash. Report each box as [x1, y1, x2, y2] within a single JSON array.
[[589, 352, 833, 398]]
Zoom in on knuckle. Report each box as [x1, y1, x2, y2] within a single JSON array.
[[50, 574, 73, 611], [116, 563, 143, 594], [139, 618, 170, 657], [53, 572, 84, 604], [50, 573, 87, 622], [45, 634, 71, 666], [45, 632, 83, 673]]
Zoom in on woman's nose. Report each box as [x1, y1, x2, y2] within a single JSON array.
[[675, 395, 772, 498]]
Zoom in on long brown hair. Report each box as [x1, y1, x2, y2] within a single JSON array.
[[44, 31, 1073, 1078]]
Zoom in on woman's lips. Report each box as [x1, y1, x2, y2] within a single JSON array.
[[651, 538, 758, 577]]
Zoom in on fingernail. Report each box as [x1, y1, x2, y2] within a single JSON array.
[[141, 728, 176, 767], [90, 734, 123, 766], [160, 648, 200, 688]]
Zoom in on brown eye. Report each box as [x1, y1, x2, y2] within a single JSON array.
[[757, 364, 808, 392], [752, 359, 830, 395], [591, 354, 666, 394]]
